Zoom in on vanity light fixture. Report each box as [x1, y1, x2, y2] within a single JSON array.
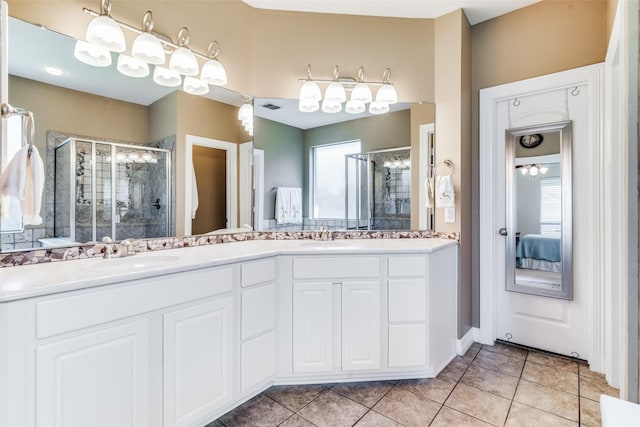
[[131, 11, 165, 65], [200, 41, 228, 86], [297, 65, 398, 115], [238, 95, 254, 136], [79, 1, 230, 94], [74, 39, 112, 67], [85, 0, 126, 52], [169, 28, 199, 76], [518, 164, 549, 177]]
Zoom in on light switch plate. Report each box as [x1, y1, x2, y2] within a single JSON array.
[[444, 207, 456, 223]]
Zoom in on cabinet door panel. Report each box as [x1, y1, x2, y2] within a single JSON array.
[[342, 281, 381, 371], [241, 283, 276, 340], [163, 297, 233, 427], [36, 320, 150, 427], [241, 331, 276, 392], [388, 324, 427, 368], [388, 279, 427, 322], [292, 282, 333, 373]]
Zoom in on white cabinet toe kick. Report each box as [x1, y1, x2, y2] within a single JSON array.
[[0, 243, 458, 427]]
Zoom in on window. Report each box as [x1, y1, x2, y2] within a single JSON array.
[[312, 140, 361, 218], [540, 176, 561, 236]]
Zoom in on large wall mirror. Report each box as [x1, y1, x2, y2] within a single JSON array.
[[505, 121, 573, 299], [1, 14, 435, 253]]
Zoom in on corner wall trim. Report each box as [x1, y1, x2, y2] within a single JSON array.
[[456, 327, 480, 355]]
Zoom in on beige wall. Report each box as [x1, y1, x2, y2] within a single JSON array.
[[469, 0, 608, 328], [409, 103, 435, 229], [9, 75, 148, 151], [192, 146, 227, 234], [434, 9, 472, 338]]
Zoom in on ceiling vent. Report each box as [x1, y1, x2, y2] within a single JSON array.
[[260, 103, 281, 110]]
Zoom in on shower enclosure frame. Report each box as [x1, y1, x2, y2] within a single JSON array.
[[55, 137, 172, 243], [345, 146, 411, 231]]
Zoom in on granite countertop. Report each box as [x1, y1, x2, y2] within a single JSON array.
[[0, 238, 457, 302]]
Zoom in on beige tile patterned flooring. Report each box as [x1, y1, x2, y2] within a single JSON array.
[[208, 342, 620, 427]]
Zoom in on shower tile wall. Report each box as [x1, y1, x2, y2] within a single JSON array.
[[372, 149, 411, 230]]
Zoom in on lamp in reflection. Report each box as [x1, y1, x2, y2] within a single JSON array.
[[518, 164, 549, 177], [153, 66, 182, 87], [74, 40, 112, 67], [117, 54, 150, 78], [184, 76, 209, 95], [238, 96, 254, 136], [297, 65, 398, 115]]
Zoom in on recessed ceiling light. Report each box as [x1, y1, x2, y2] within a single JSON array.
[[44, 66, 63, 76]]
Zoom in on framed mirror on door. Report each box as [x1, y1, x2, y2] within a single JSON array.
[[504, 120, 573, 300]]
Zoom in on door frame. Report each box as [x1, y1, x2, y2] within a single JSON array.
[[418, 123, 435, 230], [479, 65, 604, 370], [184, 135, 237, 235], [239, 141, 253, 227]]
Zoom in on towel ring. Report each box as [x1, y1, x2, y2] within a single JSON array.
[[434, 160, 454, 176]]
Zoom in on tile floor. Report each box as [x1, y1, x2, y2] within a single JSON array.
[[208, 342, 620, 427]]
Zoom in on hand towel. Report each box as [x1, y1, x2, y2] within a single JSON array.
[[191, 163, 199, 219], [275, 187, 291, 224], [0, 145, 44, 225], [290, 187, 302, 225], [435, 174, 455, 208], [425, 176, 434, 209]]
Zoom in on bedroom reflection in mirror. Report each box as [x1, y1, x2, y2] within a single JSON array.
[[505, 121, 573, 300]]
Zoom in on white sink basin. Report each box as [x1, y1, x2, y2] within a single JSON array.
[[93, 255, 181, 272]]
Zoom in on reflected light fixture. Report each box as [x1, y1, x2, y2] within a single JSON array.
[[117, 54, 150, 78], [131, 11, 165, 65], [85, 0, 126, 52], [518, 164, 549, 177], [200, 41, 228, 86], [74, 39, 112, 67], [184, 76, 210, 95], [297, 64, 398, 115], [238, 95, 254, 136], [169, 27, 199, 76], [153, 66, 182, 87]]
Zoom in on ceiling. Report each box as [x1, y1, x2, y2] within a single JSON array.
[[241, 0, 542, 25], [9, 1, 542, 130]]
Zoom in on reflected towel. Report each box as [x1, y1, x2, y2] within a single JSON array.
[[191, 163, 199, 219], [435, 174, 455, 208], [276, 187, 302, 224], [0, 145, 44, 225], [425, 176, 434, 209]]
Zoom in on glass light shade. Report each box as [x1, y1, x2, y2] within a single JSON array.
[[117, 54, 150, 78], [115, 152, 127, 163], [238, 103, 253, 122], [141, 152, 154, 162], [350, 82, 372, 103], [200, 59, 227, 86], [345, 100, 365, 114], [520, 167, 528, 175], [321, 100, 342, 113], [383, 161, 392, 168], [169, 46, 199, 76], [183, 76, 210, 95], [375, 83, 398, 104], [153, 66, 182, 87], [299, 80, 322, 102], [529, 165, 539, 176], [86, 15, 126, 52], [299, 99, 319, 113], [324, 82, 346, 103], [369, 101, 390, 115], [74, 40, 112, 67], [539, 166, 549, 174], [131, 32, 165, 65], [402, 159, 411, 168], [127, 152, 140, 162]]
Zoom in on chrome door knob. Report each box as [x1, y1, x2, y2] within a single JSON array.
[[498, 228, 508, 236]]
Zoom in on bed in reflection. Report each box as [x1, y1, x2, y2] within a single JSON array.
[[515, 234, 562, 290]]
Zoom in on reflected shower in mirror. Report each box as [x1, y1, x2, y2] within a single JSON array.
[[505, 121, 573, 300]]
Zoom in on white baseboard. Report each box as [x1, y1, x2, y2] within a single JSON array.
[[456, 327, 481, 355]]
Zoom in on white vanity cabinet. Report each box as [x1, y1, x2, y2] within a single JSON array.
[[288, 256, 382, 375]]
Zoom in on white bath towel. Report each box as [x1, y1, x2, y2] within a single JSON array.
[[0, 145, 44, 225], [191, 163, 199, 219], [276, 187, 302, 224], [435, 174, 455, 208], [425, 176, 434, 209]]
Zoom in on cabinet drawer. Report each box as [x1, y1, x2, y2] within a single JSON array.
[[388, 279, 427, 322], [241, 283, 276, 340], [292, 257, 379, 279], [36, 267, 233, 339], [241, 258, 276, 287], [388, 256, 426, 277]]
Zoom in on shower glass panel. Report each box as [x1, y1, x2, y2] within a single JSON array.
[[345, 147, 411, 230], [54, 138, 171, 243]]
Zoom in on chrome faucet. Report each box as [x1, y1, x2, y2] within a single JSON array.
[[115, 239, 136, 257], [315, 226, 333, 241], [94, 236, 116, 259]]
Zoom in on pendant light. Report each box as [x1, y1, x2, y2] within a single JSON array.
[[74, 40, 112, 67], [169, 27, 199, 76], [200, 41, 228, 86], [117, 54, 150, 78], [131, 11, 165, 65], [85, 0, 126, 52]]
